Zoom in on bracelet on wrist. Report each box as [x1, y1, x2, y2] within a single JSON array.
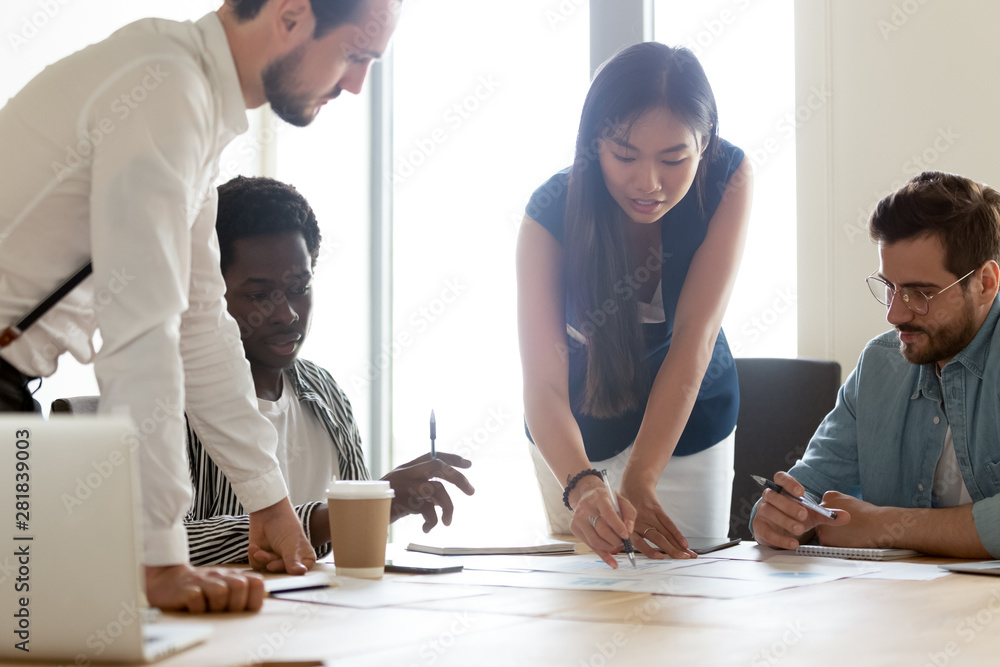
[[563, 468, 602, 510]]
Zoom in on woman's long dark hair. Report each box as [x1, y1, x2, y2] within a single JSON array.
[[565, 42, 719, 418]]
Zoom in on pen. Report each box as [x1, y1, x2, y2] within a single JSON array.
[[601, 470, 636, 568], [751, 474, 838, 520], [430, 410, 437, 460]]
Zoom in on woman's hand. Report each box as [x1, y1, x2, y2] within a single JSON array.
[[619, 475, 697, 559], [568, 475, 637, 568]]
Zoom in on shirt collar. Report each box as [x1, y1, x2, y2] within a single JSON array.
[[194, 12, 249, 144], [947, 295, 1000, 379], [913, 296, 1000, 399]]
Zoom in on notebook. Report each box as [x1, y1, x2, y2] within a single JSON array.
[[794, 545, 920, 561], [407, 537, 575, 556], [0, 415, 212, 662]]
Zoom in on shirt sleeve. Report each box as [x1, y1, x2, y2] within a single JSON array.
[[972, 498, 1000, 558], [87, 55, 286, 565], [179, 186, 287, 514], [185, 502, 329, 566], [525, 169, 571, 241], [87, 56, 217, 566]]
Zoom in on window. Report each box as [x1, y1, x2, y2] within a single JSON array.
[[655, 0, 798, 357], [389, 0, 591, 543]]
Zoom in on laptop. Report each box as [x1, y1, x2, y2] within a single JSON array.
[[939, 560, 1000, 576], [0, 415, 211, 662]]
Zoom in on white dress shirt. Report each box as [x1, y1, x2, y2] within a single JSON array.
[[0, 13, 288, 565]]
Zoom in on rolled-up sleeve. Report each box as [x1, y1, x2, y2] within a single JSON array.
[[972, 497, 1000, 557]]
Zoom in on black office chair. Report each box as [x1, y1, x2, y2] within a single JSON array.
[[729, 357, 841, 541]]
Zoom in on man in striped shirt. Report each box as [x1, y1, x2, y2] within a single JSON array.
[[186, 176, 474, 565]]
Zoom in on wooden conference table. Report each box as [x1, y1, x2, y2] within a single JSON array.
[[16, 542, 1000, 667]]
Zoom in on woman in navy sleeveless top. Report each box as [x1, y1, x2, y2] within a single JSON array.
[[517, 42, 752, 567]]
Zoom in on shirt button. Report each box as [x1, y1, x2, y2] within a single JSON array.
[[918, 484, 925, 491], [933, 416, 940, 424]]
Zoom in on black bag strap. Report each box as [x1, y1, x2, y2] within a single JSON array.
[[0, 262, 92, 348]]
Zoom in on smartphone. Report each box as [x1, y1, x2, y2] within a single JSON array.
[[384, 561, 464, 574], [686, 537, 742, 555]]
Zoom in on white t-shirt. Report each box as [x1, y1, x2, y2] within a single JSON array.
[[258, 374, 339, 506], [932, 425, 972, 508]]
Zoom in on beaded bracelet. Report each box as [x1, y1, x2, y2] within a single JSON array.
[[562, 468, 602, 510]]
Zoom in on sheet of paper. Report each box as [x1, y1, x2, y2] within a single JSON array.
[[669, 556, 877, 584], [764, 554, 951, 581], [456, 553, 704, 576], [404, 569, 818, 599], [272, 576, 491, 608]]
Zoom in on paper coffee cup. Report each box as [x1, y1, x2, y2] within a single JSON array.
[[326, 481, 395, 579]]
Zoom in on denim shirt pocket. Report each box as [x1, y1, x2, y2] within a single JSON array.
[[984, 459, 1000, 491]]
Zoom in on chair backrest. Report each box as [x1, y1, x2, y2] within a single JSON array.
[[50, 395, 100, 415], [729, 357, 841, 540]]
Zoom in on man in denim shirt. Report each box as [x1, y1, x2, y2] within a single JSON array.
[[753, 171, 1000, 558]]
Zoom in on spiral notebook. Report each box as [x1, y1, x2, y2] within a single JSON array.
[[794, 545, 919, 561]]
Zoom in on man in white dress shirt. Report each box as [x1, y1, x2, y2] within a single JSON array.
[[0, 0, 400, 613]]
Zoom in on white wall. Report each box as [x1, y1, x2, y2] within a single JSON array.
[[796, 0, 1000, 375]]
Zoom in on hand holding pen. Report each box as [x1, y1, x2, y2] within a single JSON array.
[[568, 471, 637, 569], [751, 471, 850, 550], [601, 470, 636, 568]]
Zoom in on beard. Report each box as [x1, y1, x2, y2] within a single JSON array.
[[262, 44, 326, 127], [897, 297, 978, 366]]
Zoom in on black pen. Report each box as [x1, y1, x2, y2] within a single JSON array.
[[751, 474, 837, 519], [430, 410, 437, 460], [601, 470, 636, 568]]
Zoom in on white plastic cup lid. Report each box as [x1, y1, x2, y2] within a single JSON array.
[[326, 480, 395, 500]]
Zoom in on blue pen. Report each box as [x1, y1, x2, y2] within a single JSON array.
[[430, 410, 437, 460]]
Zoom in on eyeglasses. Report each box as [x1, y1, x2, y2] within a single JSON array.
[[866, 268, 977, 315]]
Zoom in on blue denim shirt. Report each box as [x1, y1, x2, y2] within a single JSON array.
[[752, 297, 1000, 557]]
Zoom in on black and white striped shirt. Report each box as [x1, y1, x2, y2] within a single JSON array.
[[184, 358, 370, 565]]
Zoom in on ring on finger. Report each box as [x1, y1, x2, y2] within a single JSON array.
[[642, 527, 655, 539], [589, 516, 598, 528]]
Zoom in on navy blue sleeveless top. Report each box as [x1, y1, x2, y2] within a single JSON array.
[[525, 139, 744, 460]]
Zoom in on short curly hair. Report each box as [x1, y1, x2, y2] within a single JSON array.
[[216, 176, 322, 274], [869, 171, 1000, 280]]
